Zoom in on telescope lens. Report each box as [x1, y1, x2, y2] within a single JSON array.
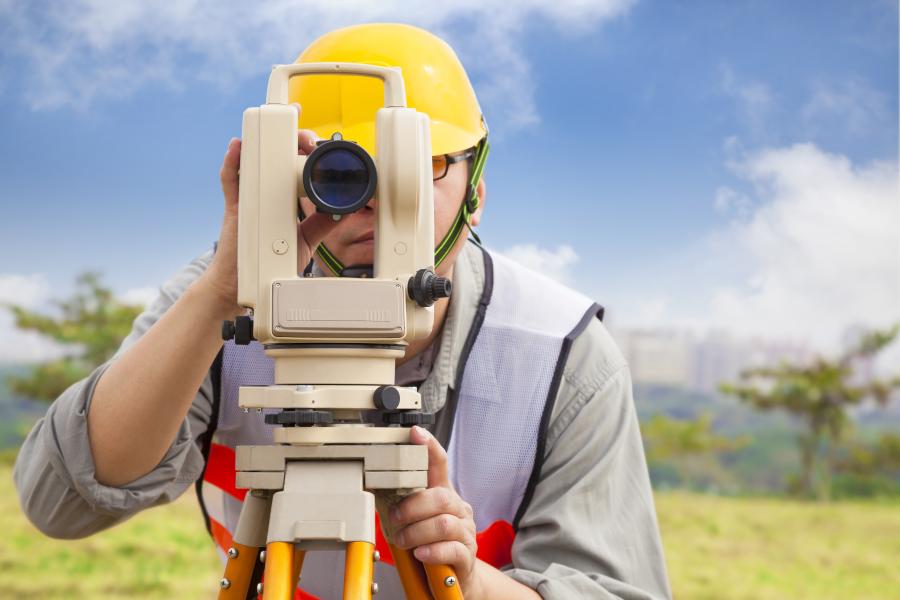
[[304, 139, 377, 214]]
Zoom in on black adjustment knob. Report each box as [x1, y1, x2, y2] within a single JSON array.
[[221, 320, 236, 341], [373, 386, 402, 411], [408, 269, 452, 307], [234, 315, 254, 345], [264, 410, 334, 427], [382, 411, 436, 426]]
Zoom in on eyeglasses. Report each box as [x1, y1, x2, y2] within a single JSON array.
[[432, 148, 476, 181]]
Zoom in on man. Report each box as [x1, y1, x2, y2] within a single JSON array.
[[14, 23, 671, 599]]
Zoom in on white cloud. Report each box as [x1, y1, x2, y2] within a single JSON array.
[[0, 273, 50, 308], [802, 78, 890, 136], [118, 286, 159, 308], [0, 0, 634, 130], [713, 185, 753, 217], [719, 64, 774, 135], [497, 243, 579, 284], [681, 143, 899, 352], [0, 273, 75, 364]]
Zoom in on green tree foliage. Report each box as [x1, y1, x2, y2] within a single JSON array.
[[642, 413, 748, 491], [720, 324, 900, 500], [3, 272, 143, 402], [832, 432, 900, 498], [643, 413, 747, 463]]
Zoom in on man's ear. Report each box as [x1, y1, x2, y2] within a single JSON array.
[[470, 177, 486, 227]]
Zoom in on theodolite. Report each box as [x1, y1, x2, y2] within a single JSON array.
[[214, 62, 462, 600]]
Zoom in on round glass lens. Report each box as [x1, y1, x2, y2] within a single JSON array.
[[309, 148, 371, 210]]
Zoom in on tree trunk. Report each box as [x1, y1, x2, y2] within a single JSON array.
[[799, 432, 816, 499]]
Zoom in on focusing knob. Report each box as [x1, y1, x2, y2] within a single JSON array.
[[382, 411, 436, 426], [408, 269, 452, 307], [234, 315, 255, 345], [373, 386, 402, 411], [265, 410, 334, 427]]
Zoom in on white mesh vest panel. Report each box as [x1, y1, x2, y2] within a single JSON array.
[[200, 247, 598, 598], [447, 250, 595, 530]]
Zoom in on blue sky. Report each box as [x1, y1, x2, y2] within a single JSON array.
[[0, 0, 897, 361]]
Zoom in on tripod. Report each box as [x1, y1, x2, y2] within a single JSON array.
[[215, 410, 463, 599]]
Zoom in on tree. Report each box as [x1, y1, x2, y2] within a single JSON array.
[[3, 272, 144, 402], [719, 324, 900, 500]]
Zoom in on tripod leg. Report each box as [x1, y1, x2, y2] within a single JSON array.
[[218, 543, 261, 600], [391, 544, 433, 599], [262, 541, 295, 600], [424, 564, 464, 600], [343, 541, 374, 599], [291, 547, 305, 590]]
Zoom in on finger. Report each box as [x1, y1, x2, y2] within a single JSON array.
[[220, 138, 241, 208], [297, 211, 342, 253], [410, 426, 451, 488], [394, 513, 471, 550], [413, 541, 471, 568], [298, 129, 318, 155], [391, 487, 468, 527]]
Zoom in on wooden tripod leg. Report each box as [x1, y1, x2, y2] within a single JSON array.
[[262, 541, 295, 600], [343, 541, 374, 600], [218, 543, 261, 599]]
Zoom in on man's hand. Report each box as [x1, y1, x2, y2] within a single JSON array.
[[389, 426, 481, 594], [202, 104, 341, 318]]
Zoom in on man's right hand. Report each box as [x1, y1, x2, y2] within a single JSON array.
[[201, 105, 343, 319]]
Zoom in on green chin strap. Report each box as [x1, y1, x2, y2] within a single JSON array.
[[315, 136, 490, 277]]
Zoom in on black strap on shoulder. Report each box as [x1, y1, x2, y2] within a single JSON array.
[[443, 242, 494, 450], [512, 302, 605, 530], [195, 346, 224, 538]]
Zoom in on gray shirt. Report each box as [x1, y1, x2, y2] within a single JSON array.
[[14, 242, 671, 599]]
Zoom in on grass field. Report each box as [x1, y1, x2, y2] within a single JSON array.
[[2, 461, 899, 599]]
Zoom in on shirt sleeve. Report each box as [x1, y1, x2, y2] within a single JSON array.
[[13, 249, 217, 539], [502, 320, 672, 599]]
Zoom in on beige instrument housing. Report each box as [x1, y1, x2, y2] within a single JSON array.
[[237, 62, 435, 348]]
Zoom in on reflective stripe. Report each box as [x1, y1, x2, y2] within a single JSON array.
[[205, 441, 247, 502], [476, 520, 515, 568], [209, 516, 234, 556]]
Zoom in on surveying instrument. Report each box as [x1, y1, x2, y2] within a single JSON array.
[[215, 62, 463, 599]]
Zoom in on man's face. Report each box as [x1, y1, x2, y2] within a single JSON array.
[[299, 150, 483, 277]]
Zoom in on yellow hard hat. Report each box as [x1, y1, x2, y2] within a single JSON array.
[[289, 23, 487, 156]]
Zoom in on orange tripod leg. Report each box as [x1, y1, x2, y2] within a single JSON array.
[[391, 544, 432, 600], [218, 542, 261, 599], [292, 548, 306, 590], [343, 541, 374, 600], [262, 541, 295, 600], [424, 564, 464, 600]]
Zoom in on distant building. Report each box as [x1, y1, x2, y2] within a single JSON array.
[[610, 327, 813, 393]]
